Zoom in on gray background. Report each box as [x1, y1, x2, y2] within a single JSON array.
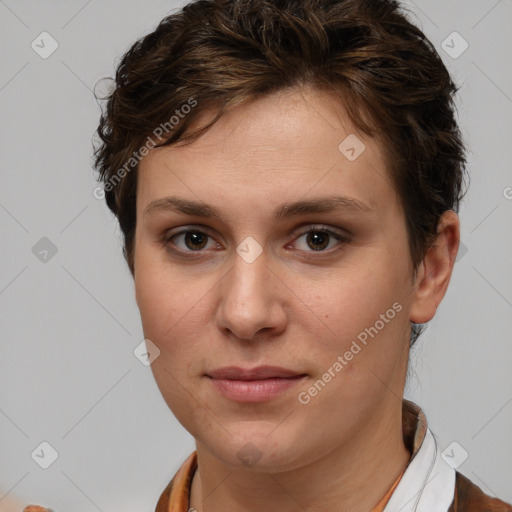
[[1, 0, 511, 510]]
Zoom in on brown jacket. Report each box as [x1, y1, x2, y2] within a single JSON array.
[[20, 469, 511, 512], [448, 472, 512, 512], [152, 466, 512, 512]]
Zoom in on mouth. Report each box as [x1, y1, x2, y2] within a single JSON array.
[[206, 366, 307, 402]]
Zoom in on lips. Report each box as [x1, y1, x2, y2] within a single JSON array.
[[206, 366, 307, 402], [207, 365, 306, 380]]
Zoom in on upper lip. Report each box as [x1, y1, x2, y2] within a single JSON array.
[[207, 366, 306, 380]]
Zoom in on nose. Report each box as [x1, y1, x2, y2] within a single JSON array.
[[215, 244, 288, 342]]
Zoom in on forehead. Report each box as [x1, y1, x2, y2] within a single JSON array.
[[137, 87, 398, 221]]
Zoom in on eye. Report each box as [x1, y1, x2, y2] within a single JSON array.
[[160, 224, 350, 256], [290, 225, 350, 252], [162, 228, 219, 253]]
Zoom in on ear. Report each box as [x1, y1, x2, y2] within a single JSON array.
[[409, 210, 460, 324]]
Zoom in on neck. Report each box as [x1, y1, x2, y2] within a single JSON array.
[[189, 402, 411, 512]]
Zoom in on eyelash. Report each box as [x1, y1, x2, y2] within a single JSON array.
[[160, 225, 351, 257]]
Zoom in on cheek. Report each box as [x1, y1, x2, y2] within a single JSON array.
[[136, 270, 203, 341], [135, 242, 188, 330], [314, 266, 393, 331], [135, 264, 205, 405], [300, 261, 407, 370], [134, 251, 216, 373], [135, 269, 173, 338]]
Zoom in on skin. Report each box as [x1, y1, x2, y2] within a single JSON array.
[[134, 86, 460, 512]]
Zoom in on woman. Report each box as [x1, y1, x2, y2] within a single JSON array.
[[24, 0, 512, 510]]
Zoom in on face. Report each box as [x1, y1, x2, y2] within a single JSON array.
[[134, 87, 418, 472]]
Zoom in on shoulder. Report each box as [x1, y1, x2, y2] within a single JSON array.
[[448, 471, 512, 512]]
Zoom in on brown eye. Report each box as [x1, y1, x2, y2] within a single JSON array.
[[305, 231, 330, 251], [292, 226, 349, 253], [163, 228, 217, 253], [183, 231, 209, 250]]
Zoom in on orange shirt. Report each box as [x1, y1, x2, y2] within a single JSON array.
[[371, 463, 408, 512]]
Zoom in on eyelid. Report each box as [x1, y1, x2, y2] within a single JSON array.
[[290, 223, 350, 238]]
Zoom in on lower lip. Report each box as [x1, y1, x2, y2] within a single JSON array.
[[208, 376, 307, 402]]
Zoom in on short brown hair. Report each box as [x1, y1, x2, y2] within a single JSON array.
[[93, 0, 468, 345]]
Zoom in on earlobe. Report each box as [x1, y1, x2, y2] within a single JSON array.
[[409, 210, 460, 324]]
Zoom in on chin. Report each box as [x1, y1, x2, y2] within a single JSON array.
[[201, 433, 310, 473]]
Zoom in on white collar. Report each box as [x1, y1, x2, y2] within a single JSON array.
[[384, 427, 455, 512]]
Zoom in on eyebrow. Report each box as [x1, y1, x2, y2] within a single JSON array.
[[143, 195, 374, 222]]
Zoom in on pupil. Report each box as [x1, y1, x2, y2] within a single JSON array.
[[308, 231, 328, 251], [186, 232, 207, 250]]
